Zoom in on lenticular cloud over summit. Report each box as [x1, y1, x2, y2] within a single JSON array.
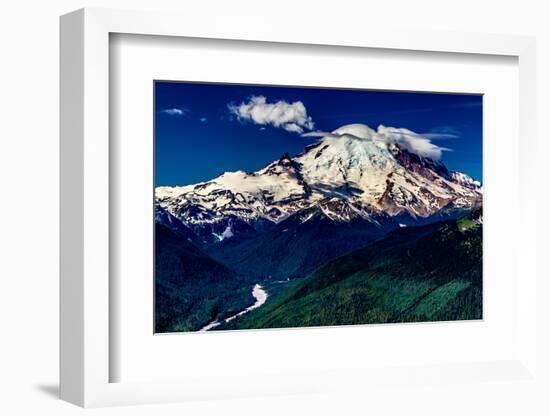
[[228, 95, 315, 133], [303, 124, 448, 160], [377, 125, 449, 160]]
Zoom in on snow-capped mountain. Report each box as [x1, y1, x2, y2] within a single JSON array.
[[155, 124, 482, 242]]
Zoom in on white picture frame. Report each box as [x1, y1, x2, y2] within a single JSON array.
[[60, 7, 538, 408]]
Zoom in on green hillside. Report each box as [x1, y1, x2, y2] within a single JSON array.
[[155, 223, 252, 332], [221, 213, 482, 330]]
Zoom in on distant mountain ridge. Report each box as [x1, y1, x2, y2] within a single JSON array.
[[156, 123, 482, 244], [209, 199, 397, 280]]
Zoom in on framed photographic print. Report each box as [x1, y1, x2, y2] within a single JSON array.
[[60, 8, 540, 408], [153, 82, 483, 334]]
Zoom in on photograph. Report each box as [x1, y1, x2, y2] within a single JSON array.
[[154, 81, 483, 333]]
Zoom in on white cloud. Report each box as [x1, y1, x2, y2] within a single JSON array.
[[301, 131, 333, 138], [302, 125, 449, 160], [422, 126, 460, 140], [228, 96, 314, 134], [161, 108, 186, 116], [283, 123, 306, 133], [200, 117, 208, 123], [377, 126, 449, 160], [422, 133, 459, 140]]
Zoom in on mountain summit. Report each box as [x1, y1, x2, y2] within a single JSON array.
[[156, 124, 482, 242]]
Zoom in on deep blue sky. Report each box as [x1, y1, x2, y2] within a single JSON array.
[[155, 81, 482, 186]]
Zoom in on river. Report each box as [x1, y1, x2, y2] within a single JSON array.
[[199, 284, 268, 332]]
